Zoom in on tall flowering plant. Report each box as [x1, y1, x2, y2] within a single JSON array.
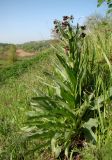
[[24, 16, 112, 159]]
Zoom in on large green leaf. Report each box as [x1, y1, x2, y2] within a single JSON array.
[[56, 53, 76, 87], [82, 118, 98, 143], [97, 0, 105, 7], [51, 133, 62, 158]]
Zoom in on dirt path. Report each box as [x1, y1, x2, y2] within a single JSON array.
[[16, 49, 36, 57]]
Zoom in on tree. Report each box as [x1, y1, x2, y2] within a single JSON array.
[[97, 0, 112, 14], [85, 13, 112, 31]]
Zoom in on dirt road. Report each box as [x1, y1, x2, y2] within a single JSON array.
[[16, 49, 36, 57]]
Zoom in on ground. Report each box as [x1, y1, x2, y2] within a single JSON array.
[[16, 49, 36, 57]]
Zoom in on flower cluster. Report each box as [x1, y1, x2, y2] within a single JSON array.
[[63, 15, 74, 21], [53, 19, 59, 33], [53, 16, 87, 56], [62, 15, 74, 29], [80, 25, 86, 38], [80, 32, 86, 38], [80, 25, 86, 30], [53, 15, 74, 34], [62, 21, 69, 29]]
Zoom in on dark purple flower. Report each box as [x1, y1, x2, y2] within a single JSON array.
[[63, 16, 69, 21], [80, 32, 86, 38], [81, 25, 86, 30], [55, 29, 59, 33], [62, 21, 69, 27], [53, 19, 58, 24], [70, 15, 74, 20], [55, 25, 58, 29]]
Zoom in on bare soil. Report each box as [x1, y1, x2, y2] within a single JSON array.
[[16, 49, 36, 57]]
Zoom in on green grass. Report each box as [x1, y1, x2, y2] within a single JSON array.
[[0, 49, 55, 160], [0, 49, 53, 84], [0, 59, 11, 68]]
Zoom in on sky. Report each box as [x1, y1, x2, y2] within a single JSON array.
[[0, 0, 107, 44]]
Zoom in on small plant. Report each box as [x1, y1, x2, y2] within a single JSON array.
[[24, 16, 112, 159]]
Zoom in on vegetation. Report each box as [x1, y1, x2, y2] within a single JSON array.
[[18, 40, 58, 53], [21, 15, 112, 159], [0, 40, 54, 69], [0, 43, 17, 68], [0, 49, 55, 160], [85, 13, 112, 31], [7, 45, 17, 63], [0, 49, 52, 84], [0, 9, 112, 160], [0, 43, 11, 55], [97, 0, 112, 14]]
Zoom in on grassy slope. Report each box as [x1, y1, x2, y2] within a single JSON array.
[[0, 49, 55, 160], [0, 49, 51, 84]]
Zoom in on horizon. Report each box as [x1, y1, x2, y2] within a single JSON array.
[[0, 38, 52, 45], [0, 0, 107, 44]]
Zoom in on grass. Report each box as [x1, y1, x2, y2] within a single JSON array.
[[0, 49, 53, 84], [0, 49, 55, 160], [0, 59, 11, 68]]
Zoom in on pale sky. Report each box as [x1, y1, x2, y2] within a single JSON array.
[[0, 0, 107, 44]]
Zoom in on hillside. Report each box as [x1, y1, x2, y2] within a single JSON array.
[[0, 40, 56, 69], [17, 39, 59, 53]]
